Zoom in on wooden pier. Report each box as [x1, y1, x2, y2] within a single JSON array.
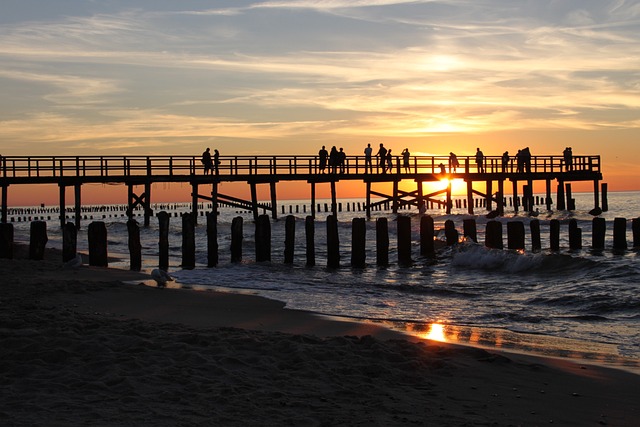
[[0, 154, 603, 227]]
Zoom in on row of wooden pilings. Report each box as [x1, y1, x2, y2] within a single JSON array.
[[1, 214, 639, 270]]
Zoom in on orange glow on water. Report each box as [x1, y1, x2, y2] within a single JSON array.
[[424, 323, 447, 342]]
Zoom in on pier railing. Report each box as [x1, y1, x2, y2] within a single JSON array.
[[0, 155, 600, 180]]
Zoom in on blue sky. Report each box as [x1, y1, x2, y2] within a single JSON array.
[[0, 0, 639, 185]]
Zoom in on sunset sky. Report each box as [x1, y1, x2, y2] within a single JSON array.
[[1, 1, 639, 204]]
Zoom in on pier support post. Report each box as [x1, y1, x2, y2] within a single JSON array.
[[74, 184, 81, 230], [376, 217, 389, 267], [632, 218, 640, 248], [420, 215, 435, 257], [88, 221, 108, 267], [284, 215, 295, 264], [550, 219, 560, 251], [613, 217, 628, 251], [593, 180, 600, 211], [191, 183, 199, 226], [592, 217, 606, 250], [512, 180, 519, 214], [62, 222, 77, 263], [157, 211, 170, 270], [463, 218, 477, 243], [392, 181, 399, 213], [326, 215, 339, 268], [351, 217, 366, 268], [365, 181, 371, 219], [1, 185, 7, 224], [545, 179, 552, 211], [231, 216, 243, 263], [270, 181, 278, 221], [568, 219, 582, 250], [397, 215, 412, 266], [530, 219, 541, 252], [0, 223, 14, 259], [250, 182, 259, 223], [485, 220, 503, 249], [310, 182, 316, 219], [29, 221, 48, 260], [59, 184, 66, 229], [305, 216, 315, 267], [182, 213, 196, 269], [485, 180, 493, 211], [144, 181, 152, 227], [601, 183, 609, 212], [127, 219, 142, 271], [207, 211, 218, 267], [255, 214, 271, 262], [507, 221, 525, 250], [557, 182, 566, 210], [466, 180, 474, 215], [330, 180, 338, 218], [566, 183, 575, 211], [497, 179, 504, 215], [446, 180, 452, 214]]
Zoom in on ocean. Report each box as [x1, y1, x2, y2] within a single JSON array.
[[9, 191, 640, 372]]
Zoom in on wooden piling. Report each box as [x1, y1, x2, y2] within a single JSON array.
[[591, 217, 606, 250], [0, 223, 14, 259], [327, 215, 340, 268], [507, 221, 525, 250], [530, 219, 541, 252], [566, 183, 575, 211], [485, 220, 503, 249], [397, 215, 412, 266], [351, 217, 366, 268], [284, 215, 295, 264], [255, 214, 271, 262], [444, 220, 458, 246], [376, 217, 389, 267], [601, 183, 608, 212], [28, 221, 48, 260], [420, 215, 435, 258], [157, 211, 170, 270], [305, 216, 315, 267], [62, 222, 77, 263], [568, 219, 582, 250], [206, 212, 218, 267], [613, 217, 627, 250], [88, 221, 108, 267], [550, 219, 560, 251], [182, 213, 196, 269], [632, 217, 640, 248], [463, 218, 477, 243], [231, 216, 243, 263], [127, 219, 142, 271]]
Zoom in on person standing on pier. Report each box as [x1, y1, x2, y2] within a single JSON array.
[[213, 149, 220, 175], [201, 148, 213, 175], [563, 147, 573, 171], [376, 143, 387, 173], [364, 143, 373, 173], [475, 147, 484, 173], [449, 152, 459, 173], [319, 146, 328, 173], [386, 149, 394, 173], [338, 147, 346, 174], [329, 146, 339, 174], [501, 151, 509, 173], [522, 147, 532, 173], [402, 148, 410, 173]]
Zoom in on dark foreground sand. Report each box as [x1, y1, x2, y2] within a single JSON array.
[[1, 249, 639, 426]]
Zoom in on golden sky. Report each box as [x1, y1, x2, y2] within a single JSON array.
[[1, 1, 639, 204]]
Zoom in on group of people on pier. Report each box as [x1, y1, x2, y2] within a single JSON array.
[[318, 143, 411, 174], [201, 147, 220, 175]]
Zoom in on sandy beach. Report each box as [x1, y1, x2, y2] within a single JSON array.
[[1, 247, 639, 426]]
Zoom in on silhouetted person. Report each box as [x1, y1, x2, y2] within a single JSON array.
[[522, 147, 532, 173], [515, 150, 523, 173], [563, 147, 573, 171], [319, 146, 328, 173], [439, 163, 446, 174], [329, 146, 339, 174], [402, 148, 410, 173], [449, 152, 459, 173], [201, 148, 212, 175], [364, 143, 373, 173], [213, 149, 220, 175], [338, 147, 346, 174], [386, 149, 394, 173], [475, 147, 484, 173], [376, 143, 387, 173], [501, 151, 509, 173]]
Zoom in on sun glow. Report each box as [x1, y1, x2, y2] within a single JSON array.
[[424, 323, 447, 342]]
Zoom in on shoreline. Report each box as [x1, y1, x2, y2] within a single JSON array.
[[1, 247, 639, 425]]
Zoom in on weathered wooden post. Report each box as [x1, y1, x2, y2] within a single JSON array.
[[231, 216, 243, 263], [255, 214, 271, 262], [376, 217, 389, 267], [88, 221, 108, 267], [507, 221, 525, 250], [397, 215, 412, 266], [0, 223, 14, 259], [568, 219, 582, 250], [29, 221, 48, 260], [182, 213, 196, 269], [613, 217, 627, 251], [206, 211, 218, 267], [444, 219, 458, 246], [485, 220, 503, 249], [284, 215, 295, 264], [327, 215, 340, 268], [591, 217, 606, 250], [420, 215, 435, 258], [566, 183, 576, 211], [633, 218, 640, 248], [305, 216, 315, 267], [157, 211, 170, 270], [601, 183, 609, 212], [62, 222, 77, 263], [463, 218, 477, 243], [351, 217, 366, 268], [550, 219, 560, 251], [127, 219, 142, 271], [530, 219, 541, 252]]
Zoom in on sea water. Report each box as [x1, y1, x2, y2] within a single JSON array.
[[10, 191, 640, 372]]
